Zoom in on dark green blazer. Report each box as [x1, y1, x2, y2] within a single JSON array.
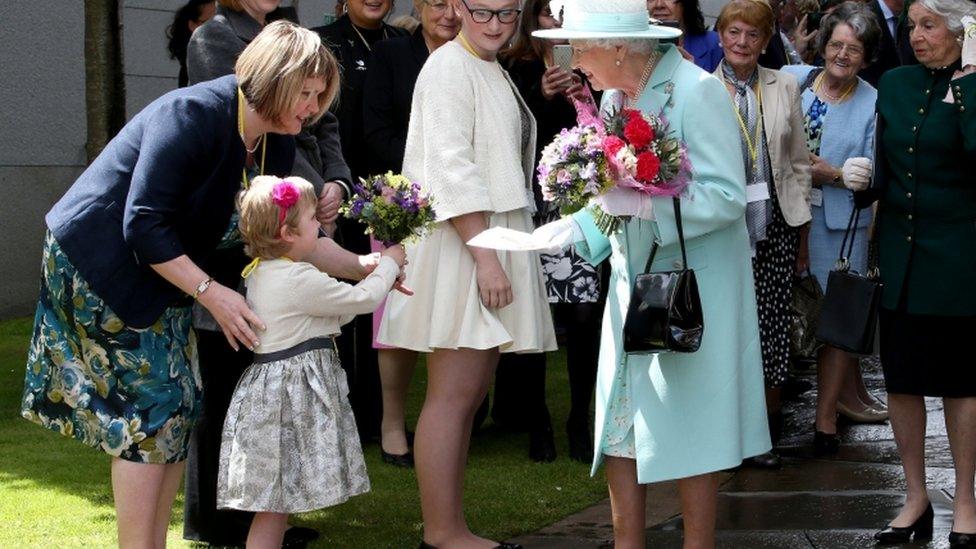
[[871, 64, 976, 315]]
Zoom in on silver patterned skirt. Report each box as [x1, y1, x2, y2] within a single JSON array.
[[217, 338, 370, 513]]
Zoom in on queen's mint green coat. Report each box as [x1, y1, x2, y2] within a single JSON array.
[[573, 46, 771, 483]]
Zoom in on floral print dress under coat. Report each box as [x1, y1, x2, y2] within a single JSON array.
[[21, 232, 201, 463]]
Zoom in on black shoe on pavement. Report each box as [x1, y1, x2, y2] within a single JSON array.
[[950, 531, 976, 548], [743, 451, 782, 469], [874, 503, 933, 544], [813, 430, 840, 457]]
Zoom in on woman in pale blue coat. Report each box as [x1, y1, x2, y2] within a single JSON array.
[[534, 1, 770, 546], [780, 1, 887, 458]]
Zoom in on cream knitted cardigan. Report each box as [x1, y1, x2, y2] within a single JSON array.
[[402, 41, 536, 221]]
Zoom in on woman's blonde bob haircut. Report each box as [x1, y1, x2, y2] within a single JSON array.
[[716, 0, 776, 43], [235, 20, 340, 127], [238, 175, 319, 260]]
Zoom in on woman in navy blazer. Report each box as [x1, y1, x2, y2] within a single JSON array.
[[20, 22, 345, 548]]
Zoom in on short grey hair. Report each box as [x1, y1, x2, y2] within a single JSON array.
[[916, 0, 976, 35], [817, 1, 883, 64], [570, 38, 657, 55]]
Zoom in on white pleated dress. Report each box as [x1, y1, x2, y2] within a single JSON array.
[[377, 41, 556, 354]]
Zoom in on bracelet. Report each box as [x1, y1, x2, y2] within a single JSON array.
[[192, 277, 214, 300]]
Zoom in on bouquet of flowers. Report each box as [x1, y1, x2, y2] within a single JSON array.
[[537, 124, 616, 215], [591, 106, 693, 233], [341, 172, 436, 245], [538, 88, 693, 234]]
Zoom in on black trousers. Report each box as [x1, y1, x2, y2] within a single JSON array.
[[182, 329, 253, 545]]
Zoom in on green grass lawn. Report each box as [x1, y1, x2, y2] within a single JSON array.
[[0, 317, 606, 547]]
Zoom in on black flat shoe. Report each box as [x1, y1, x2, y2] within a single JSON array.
[[743, 451, 782, 469], [567, 419, 593, 463], [813, 430, 839, 457], [381, 449, 414, 468], [282, 525, 320, 548], [950, 531, 976, 548], [874, 503, 933, 544]]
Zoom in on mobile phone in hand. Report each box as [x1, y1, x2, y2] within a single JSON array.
[[552, 44, 573, 72], [807, 11, 822, 33]]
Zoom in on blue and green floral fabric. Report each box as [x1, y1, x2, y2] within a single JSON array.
[[21, 232, 201, 463]]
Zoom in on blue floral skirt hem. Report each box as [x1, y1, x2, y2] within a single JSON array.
[[20, 231, 201, 464]]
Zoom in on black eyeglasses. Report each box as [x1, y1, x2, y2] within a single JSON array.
[[459, 0, 522, 24]]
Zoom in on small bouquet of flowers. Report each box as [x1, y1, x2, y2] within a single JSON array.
[[537, 124, 616, 215], [341, 172, 436, 245]]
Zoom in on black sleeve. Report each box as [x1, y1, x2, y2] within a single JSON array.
[[362, 45, 406, 173]]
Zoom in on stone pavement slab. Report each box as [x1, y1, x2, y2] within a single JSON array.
[[516, 360, 958, 548]]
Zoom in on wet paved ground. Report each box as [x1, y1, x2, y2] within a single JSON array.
[[516, 359, 958, 548]]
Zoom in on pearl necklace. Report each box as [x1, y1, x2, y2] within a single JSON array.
[[815, 72, 857, 103]]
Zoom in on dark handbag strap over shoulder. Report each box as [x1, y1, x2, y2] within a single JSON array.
[[799, 67, 824, 95], [643, 197, 686, 273]]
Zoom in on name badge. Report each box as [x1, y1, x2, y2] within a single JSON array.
[[810, 188, 824, 207], [746, 183, 771, 203]]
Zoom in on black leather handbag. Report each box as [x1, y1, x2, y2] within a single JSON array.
[[623, 197, 704, 354], [815, 206, 882, 355]]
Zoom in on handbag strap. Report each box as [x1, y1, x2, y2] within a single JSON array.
[[836, 205, 861, 270], [643, 197, 686, 273]]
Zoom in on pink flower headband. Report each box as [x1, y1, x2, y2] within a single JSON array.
[[271, 179, 301, 229]]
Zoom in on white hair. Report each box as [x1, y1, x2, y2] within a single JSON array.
[[570, 38, 658, 54], [917, 0, 976, 35]]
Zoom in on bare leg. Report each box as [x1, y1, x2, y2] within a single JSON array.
[[415, 347, 499, 548], [605, 456, 647, 549], [112, 458, 166, 549], [152, 461, 185, 548], [246, 512, 289, 549], [678, 473, 718, 549], [887, 393, 930, 527], [944, 397, 976, 533], [378, 348, 419, 455], [850, 363, 883, 408], [816, 346, 855, 434]]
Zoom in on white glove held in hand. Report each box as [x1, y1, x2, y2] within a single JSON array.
[[963, 16, 976, 68], [841, 157, 872, 191], [532, 216, 580, 254]]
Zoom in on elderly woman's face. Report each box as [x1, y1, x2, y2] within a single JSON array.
[[453, 0, 521, 56], [347, 0, 394, 25], [420, 0, 461, 43], [823, 23, 867, 83], [719, 20, 768, 73], [908, 2, 963, 68], [647, 0, 685, 27], [570, 42, 618, 91], [272, 77, 327, 135]]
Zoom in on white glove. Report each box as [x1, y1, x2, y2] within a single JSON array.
[[963, 16, 976, 68], [841, 157, 872, 191], [532, 216, 580, 254]]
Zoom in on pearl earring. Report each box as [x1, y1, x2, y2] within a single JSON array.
[[615, 59, 622, 66]]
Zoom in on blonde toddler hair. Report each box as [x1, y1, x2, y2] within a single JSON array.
[[238, 175, 319, 260]]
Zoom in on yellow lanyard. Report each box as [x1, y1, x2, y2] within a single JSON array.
[[237, 88, 266, 189], [730, 81, 763, 169], [456, 31, 483, 59]]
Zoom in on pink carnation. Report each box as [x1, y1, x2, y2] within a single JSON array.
[[603, 135, 626, 159]]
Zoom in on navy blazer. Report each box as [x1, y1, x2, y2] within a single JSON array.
[[46, 75, 294, 328]]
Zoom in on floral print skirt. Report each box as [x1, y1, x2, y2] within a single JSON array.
[[21, 232, 201, 464]]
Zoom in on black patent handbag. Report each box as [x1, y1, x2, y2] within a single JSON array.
[[815, 206, 882, 355], [623, 197, 704, 354]]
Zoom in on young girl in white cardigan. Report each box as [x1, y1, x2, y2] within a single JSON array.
[[216, 175, 405, 548]]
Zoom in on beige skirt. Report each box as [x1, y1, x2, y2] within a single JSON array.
[[378, 208, 556, 353]]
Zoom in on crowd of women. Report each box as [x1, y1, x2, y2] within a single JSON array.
[[20, 0, 975, 547]]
